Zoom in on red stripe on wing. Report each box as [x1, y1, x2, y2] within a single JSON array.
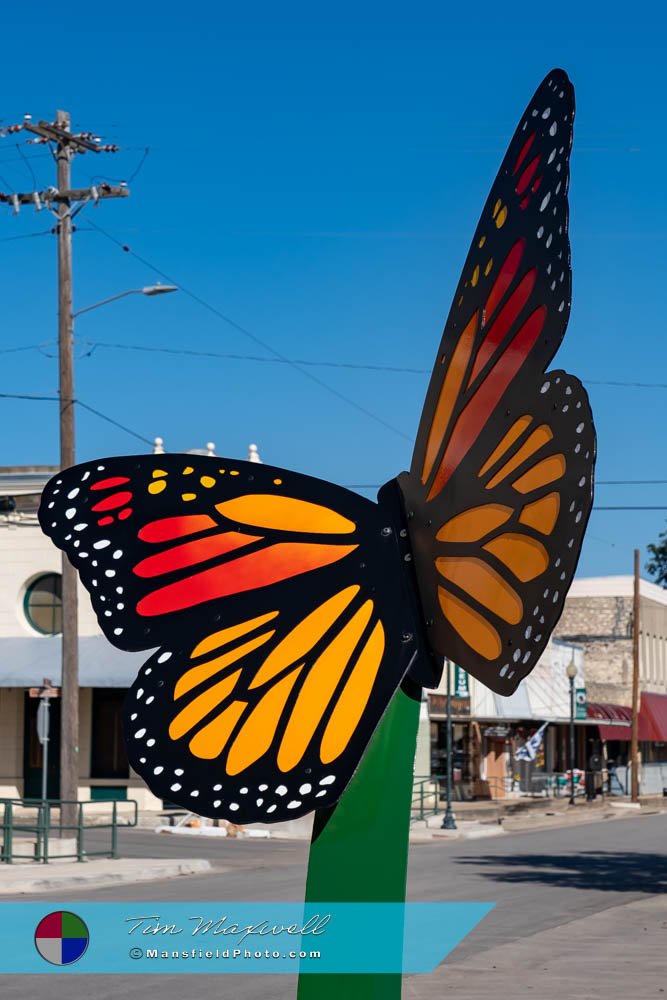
[[136, 541, 358, 617], [91, 476, 130, 491], [516, 155, 542, 195], [91, 491, 133, 513], [484, 240, 525, 321], [468, 268, 537, 385], [427, 306, 547, 498], [133, 531, 261, 579], [513, 133, 535, 174], [138, 515, 217, 543]]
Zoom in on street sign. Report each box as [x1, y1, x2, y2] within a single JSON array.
[[29, 678, 60, 699], [575, 687, 587, 721], [36, 699, 50, 745]]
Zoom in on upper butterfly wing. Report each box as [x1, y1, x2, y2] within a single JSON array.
[[411, 69, 574, 499], [39, 455, 419, 821], [399, 69, 597, 695]]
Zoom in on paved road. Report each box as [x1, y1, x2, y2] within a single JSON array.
[[1, 813, 665, 999]]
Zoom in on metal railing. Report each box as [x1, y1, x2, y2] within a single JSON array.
[[411, 775, 445, 821], [0, 798, 138, 864]]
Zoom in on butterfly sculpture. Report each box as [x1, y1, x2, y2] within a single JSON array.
[[39, 69, 595, 826]]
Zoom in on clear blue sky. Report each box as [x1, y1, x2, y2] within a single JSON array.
[[1, 3, 665, 579]]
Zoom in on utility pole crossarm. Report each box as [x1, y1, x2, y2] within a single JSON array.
[[0, 185, 129, 205], [19, 120, 119, 153]]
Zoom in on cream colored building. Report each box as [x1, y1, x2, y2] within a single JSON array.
[[0, 441, 263, 808], [0, 465, 161, 808]]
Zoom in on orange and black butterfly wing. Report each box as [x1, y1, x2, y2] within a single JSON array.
[[399, 69, 596, 694], [39, 456, 420, 821], [400, 370, 594, 695]]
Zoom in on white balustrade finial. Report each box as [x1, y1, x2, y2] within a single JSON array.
[[206, 442, 216, 456], [153, 436, 165, 454], [248, 443, 262, 463]]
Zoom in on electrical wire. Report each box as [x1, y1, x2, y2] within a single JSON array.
[[1, 390, 666, 508], [15, 142, 37, 190], [76, 336, 667, 390], [0, 392, 152, 446], [84, 217, 414, 442], [0, 230, 52, 245], [75, 400, 153, 446], [81, 338, 429, 374], [0, 391, 59, 400]]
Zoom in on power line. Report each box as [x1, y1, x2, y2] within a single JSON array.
[[76, 400, 153, 446], [0, 229, 51, 244], [594, 506, 667, 511], [0, 392, 151, 445], [79, 338, 429, 374], [74, 334, 667, 390], [84, 217, 412, 443], [586, 379, 667, 390], [0, 391, 59, 400], [15, 142, 37, 189], [1, 391, 666, 507]]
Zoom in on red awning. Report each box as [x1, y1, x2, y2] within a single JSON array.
[[640, 693, 667, 742], [587, 702, 654, 742]]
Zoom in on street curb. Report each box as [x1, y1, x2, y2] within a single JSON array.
[[0, 858, 212, 895]]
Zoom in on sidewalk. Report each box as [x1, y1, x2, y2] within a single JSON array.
[[404, 893, 667, 999], [409, 796, 665, 841], [0, 857, 211, 895]]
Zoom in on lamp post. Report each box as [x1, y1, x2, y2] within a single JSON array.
[[566, 656, 578, 806], [441, 659, 457, 830], [57, 282, 178, 830]]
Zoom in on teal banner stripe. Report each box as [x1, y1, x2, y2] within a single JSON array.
[[0, 902, 493, 974]]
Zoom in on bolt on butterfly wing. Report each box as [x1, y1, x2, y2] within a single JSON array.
[[39, 68, 595, 823]]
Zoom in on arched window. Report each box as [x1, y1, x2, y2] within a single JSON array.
[[24, 573, 62, 635]]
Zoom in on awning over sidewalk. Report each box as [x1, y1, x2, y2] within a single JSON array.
[[640, 692, 667, 742], [588, 701, 655, 742], [0, 636, 148, 687]]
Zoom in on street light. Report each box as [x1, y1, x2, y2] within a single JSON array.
[[566, 655, 578, 806], [441, 659, 457, 830], [58, 281, 178, 826], [72, 283, 178, 318]]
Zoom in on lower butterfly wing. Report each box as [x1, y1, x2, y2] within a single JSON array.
[[399, 370, 596, 696], [124, 574, 416, 822], [39, 455, 419, 821]]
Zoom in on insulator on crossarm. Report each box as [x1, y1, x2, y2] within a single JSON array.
[[10, 194, 19, 215], [31, 191, 42, 212]]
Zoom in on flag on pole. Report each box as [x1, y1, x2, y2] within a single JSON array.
[[514, 722, 549, 762]]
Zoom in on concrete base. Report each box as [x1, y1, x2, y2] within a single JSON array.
[[1, 835, 78, 863]]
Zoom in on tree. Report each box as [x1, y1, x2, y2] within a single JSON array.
[[647, 528, 667, 587]]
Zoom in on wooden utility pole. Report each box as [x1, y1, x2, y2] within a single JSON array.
[[1, 112, 128, 829], [56, 112, 78, 831], [631, 548, 641, 803]]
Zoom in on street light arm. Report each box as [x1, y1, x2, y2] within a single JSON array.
[[72, 283, 178, 318], [72, 288, 140, 318]]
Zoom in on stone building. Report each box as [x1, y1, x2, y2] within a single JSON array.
[[554, 576, 667, 704], [554, 576, 667, 793]]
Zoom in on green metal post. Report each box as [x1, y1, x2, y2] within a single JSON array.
[[3, 802, 12, 864], [77, 802, 84, 862], [111, 800, 118, 858], [297, 687, 420, 1000]]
